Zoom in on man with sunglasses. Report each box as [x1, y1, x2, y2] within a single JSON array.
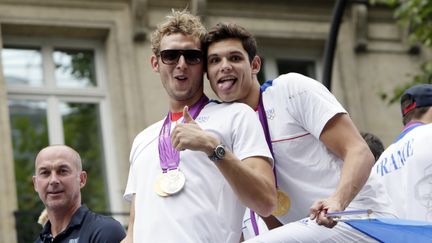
[[204, 22, 397, 242], [121, 10, 276, 243]]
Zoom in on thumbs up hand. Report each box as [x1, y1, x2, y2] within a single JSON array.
[[182, 106, 197, 125], [171, 106, 219, 155]]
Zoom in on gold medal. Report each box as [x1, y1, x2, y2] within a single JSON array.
[[154, 173, 169, 197], [272, 189, 290, 217], [160, 169, 186, 195]]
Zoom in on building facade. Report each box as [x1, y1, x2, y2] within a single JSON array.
[[0, 0, 429, 242]]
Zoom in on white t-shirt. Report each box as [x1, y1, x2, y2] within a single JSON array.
[[262, 73, 395, 224], [124, 101, 273, 243], [373, 122, 432, 221]]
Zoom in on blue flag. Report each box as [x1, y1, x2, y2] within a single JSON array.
[[346, 218, 432, 243]]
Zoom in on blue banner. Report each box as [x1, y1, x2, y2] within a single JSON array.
[[346, 218, 432, 243]]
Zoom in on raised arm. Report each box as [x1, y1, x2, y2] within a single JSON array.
[[171, 106, 277, 216], [309, 113, 375, 227]]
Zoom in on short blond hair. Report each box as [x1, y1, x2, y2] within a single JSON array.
[[151, 9, 206, 55]]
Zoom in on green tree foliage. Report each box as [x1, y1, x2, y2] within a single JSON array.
[[11, 111, 48, 211], [10, 105, 49, 243], [63, 103, 108, 212], [56, 49, 97, 86], [371, 0, 432, 103]]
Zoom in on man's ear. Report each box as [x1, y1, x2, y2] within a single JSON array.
[[33, 175, 38, 192], [151, 55, 160, 72], [251, 55, 261, 75], [79, 171, 87, 189]]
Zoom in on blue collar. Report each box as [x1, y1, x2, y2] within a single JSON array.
[[393, 121, 425, 143], [260, 80, 273, 92], [39, 205, 88, 242]]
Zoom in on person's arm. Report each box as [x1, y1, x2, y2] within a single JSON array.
[[171, 107, 277, 217], [120, 194, 135, 243], [309, 113, 375, 228], [213, 151, 276, 216]]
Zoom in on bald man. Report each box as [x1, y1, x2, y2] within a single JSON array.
[[33, 145, 125, 243]]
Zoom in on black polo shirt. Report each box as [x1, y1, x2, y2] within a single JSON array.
[[34, 205, 126, 243]]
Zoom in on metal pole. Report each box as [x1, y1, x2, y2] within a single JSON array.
[[322, 0, 348, 91]]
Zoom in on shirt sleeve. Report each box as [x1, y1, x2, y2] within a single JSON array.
[[280, 73, 347, 139], [123, 163, 136, 202], [91, 217, 126, 243], [230, 103, 274, 167]]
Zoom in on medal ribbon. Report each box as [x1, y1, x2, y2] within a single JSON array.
[[257, 90, 277, 186], [257, 89, 281, 189], [158, 95, 209, 172], [249, 89, 278, 236]]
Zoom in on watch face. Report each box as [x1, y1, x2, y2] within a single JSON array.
[[215, 145, 225, 159]]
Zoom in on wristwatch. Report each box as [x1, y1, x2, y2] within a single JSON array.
[[208, 144, 226, 161]]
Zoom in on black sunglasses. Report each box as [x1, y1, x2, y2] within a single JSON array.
[[159, 49, 203, 65]]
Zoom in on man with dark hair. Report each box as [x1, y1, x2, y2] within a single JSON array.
[[361, 132, 385, 162], [401, 84, 432, 126], [373, 83, 432, 222], [204, 22, 397, 242], [33, 145, 126, 243]]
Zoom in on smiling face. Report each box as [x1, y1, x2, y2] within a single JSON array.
[[151, 33, 204, 112], [33, 145, 86, 212], [206, 38, 261, 107]]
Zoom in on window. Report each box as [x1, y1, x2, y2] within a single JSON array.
[[258, 43, 322, 82], [2, 37, 115, 216]]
